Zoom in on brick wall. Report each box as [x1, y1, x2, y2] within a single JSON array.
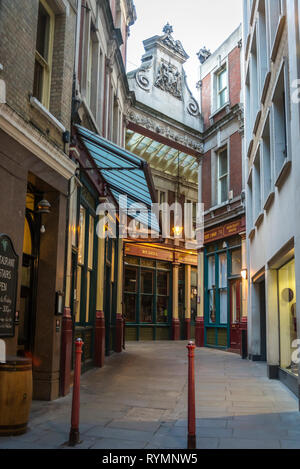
[[0, 0, 38, 119], [201, 74, 211, 130], [0, 0, 75, 150]]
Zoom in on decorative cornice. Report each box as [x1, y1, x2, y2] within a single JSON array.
[[126, 109, 203, 153], [0, 103, 76, 179]]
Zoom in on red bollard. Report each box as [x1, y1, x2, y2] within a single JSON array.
[[69, 338, 84, 446], [187, 341, 196, 449]]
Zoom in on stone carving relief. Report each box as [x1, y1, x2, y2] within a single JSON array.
[[197, 46, 211, 64], [127, 110, 203, 153], [161, 23, 189, 60], [154, 61, 183, 100]]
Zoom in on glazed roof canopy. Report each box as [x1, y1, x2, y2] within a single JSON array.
[[126, 130, 199, 184], [76, 125, 160, 233]]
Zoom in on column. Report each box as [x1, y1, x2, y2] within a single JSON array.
[[94, 231, 105, 367], [196, 159, 204, 347], [60, 177, 76, 396], [266, 268, 280, 379], [172, 262, 180, 340], [240, 232, 248, 356], [185, 264, 191, 340], [195, 249, 205, 347], [115, 238, 124, 353]]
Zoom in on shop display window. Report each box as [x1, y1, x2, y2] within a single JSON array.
[[279, 259, 297, 376]]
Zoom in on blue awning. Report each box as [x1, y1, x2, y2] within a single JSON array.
[[75, 125, 160, 233]]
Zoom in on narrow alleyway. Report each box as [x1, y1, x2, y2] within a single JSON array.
[[0, 343, 300, 450]]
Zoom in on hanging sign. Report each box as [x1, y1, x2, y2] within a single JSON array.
[[0, 234, 18, 338]]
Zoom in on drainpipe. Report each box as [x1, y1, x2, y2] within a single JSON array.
[[74, 0, 82, 86]]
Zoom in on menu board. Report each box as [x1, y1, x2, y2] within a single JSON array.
[[0, 234, 18, 337]]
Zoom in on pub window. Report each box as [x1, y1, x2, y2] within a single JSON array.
[[231, 249, 242, 276], [75, 206, 86, 323], [33, 0, 55, 108], [191, 267, 198, 322], [124, 266, 137, 323], [140, 269, 153, 323], [86, 215, 95, 323], [219, 253, 228, 325], [208, 255, 216, 324], [157, 270, 169, 323]]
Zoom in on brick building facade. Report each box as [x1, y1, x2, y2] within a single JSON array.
[[0, 0, 77, 400], [197, 25, 247, 351]]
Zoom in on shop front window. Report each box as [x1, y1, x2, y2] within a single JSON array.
[[141, 270, 153, 294], [141, 295, 153, 323], [191, 267, 197, 322], [219, 253, 228, 325], [157, 271, 169, 323], [124, 294, 136, 323], [279, 259, 297, 376], [123, 257, 171, 325], [124, 266, 137, 323], [231, 249, 242, 276], [208, 256, 216, 324]]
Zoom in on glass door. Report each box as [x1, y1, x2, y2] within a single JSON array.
[[205, 249, 229, 348]]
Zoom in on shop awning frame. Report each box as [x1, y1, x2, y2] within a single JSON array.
[[75, 125, 160, 233]]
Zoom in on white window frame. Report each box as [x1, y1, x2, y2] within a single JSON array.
[[217, 146, 229, 205], [33, 0, 55, 109], [217, 66, 228, 110]]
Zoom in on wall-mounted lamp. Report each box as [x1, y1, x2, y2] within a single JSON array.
[[36, 199, 51, 214], [241, 269, 248, 280], [55, 291, 65, 316], [173, 226, 183, 238], [36, 199, 51, 234]]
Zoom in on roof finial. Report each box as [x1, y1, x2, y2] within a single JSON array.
[[197, 46, 211, 64], [163, 23, 173, 35]]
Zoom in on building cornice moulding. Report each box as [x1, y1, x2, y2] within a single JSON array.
[[126, 108, 204, 153], [0, 104, 76, 180]]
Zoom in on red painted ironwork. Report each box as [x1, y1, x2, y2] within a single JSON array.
[[195, 317, 204, 347], [187, 341, 196, 449], [172, 318, 180, 341], [69, 338, 83, 446]]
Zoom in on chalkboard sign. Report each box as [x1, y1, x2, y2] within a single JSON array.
[[0, 234, 18, 338]]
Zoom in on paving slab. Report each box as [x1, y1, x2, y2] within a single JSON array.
[[0, 342, 299, 450]]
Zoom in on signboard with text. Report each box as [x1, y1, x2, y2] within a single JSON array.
[[204, 218, 245, 245], [0, 234, 18, 338]]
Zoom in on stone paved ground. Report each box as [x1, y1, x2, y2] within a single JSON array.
[[0, 342, 300, 449]]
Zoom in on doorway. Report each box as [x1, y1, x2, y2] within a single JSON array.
[[18, 190, 41, 357], [259, 279, 267, 362], [229, 278, 242, 350]]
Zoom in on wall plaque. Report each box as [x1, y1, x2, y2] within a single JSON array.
[[0, 234, 18, 338]]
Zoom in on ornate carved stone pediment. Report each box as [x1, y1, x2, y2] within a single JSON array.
[[154, 61, 183, 100], [160, 23, 189, 60]]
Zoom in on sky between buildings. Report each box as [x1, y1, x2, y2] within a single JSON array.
[[127, 0, 242, 97]]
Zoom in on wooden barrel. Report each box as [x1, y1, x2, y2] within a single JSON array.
[[0, 356, 32, 436]]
